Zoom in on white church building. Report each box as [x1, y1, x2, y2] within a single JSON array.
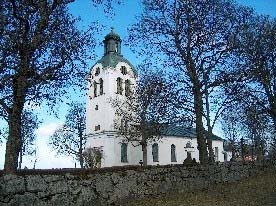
[[85, 29, 232, 168]]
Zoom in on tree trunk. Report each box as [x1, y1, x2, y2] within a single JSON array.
[[79, 149, 84, 168], [272, 115, 276, 136], [193, 86, 208, 165], [231, 140, 235, 161], [205, 90, 214, 163], [18, 149, 22, 169], [79, 129, 84, 168], [4, 107, 24, 174], [142, 142, 147, 167], [4, 73, 27, 174], [255, 137, 263, 162], [241, 137, 245, 162]]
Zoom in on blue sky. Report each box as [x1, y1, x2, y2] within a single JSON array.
[[237, 0, 276, 17], [0, 0, 275, 169]]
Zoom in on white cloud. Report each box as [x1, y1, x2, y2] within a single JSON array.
[[32, 122, 75, 169], [36, 122, 62, 137], [0, 120, 77, 169]]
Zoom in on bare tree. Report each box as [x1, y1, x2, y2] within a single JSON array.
[[111, 69, 175, 166], [268, 136, 276, 160], [221, 105, 243, 160], [218, 14, 276, 163], [128, 0, 252, 164], [242, 105, 270, 161], [49, 103, 86, 168], [19, 110, 40, 169], [0, 0, 119, 173], [221, 101, 271, 161], [83, 147, 103, 168], [1, 110, 40, 169], [235, 15, 276, 132]]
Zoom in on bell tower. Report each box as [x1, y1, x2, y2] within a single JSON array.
[[85, 28, 141, 167]]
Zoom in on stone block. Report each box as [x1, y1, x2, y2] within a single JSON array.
[[0, 175, 25, 196], [8, 192, 42, 206], [26, 176, 47, 193]]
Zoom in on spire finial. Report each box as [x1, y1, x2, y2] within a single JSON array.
[[111, 26, 114, 32]]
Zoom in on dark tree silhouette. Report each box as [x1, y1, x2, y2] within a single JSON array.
[[19, 110, 40, 169], [128, 0, 252, 164], [235, 16, 276, 132], [49, 103, 86, 168], [0, 0, 118, 174]]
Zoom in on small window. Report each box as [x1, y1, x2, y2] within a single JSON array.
[[93, 81, 97, 97], [152, 143, 159, 162], [171, 144, 176, 162], [224, 152, 228, 162], [115, 42, 119, 53], [95, 105, 98, 110], [95, 67, 100, 76], [121, 143, 128, 162], [121, 66, 127, 75], [99, 78, 103, 95], [116, 77, 123, 95], [125, 79, 131, 97], [95, 125, 100, 131]]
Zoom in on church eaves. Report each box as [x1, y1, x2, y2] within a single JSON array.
[[96, 53, 136, 74]]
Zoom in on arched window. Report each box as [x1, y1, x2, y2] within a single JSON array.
[[115, 42, 119, 52], [95, 125, 100, 131], [121, 143, 128, 162], [99, 78, 103, 95], [116, 77, 123, 95], [152, 143, 159, 162], [224, 152, 228, 162], [171, 144, 176, 162], [95, 67, 100, 76], [125, 79, 131, 96], [93, 81, 97, 97], [215, 147, 219, 161], [121, 66, 127, 75], [120, 119, 128, 131]]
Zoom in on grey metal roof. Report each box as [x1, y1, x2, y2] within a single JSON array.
[[163, 125, 223, 141], [104, 28, 121, 42], [95, 53, 137, 74]]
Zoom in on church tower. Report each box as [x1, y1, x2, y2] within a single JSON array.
[[86, 28, 141, 167]]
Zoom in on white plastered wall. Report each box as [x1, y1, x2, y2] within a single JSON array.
[[86, 61, 138, 167], [147, 137, 199, 166], [86, 62, 136, 134], [212, 140, 225, 162]]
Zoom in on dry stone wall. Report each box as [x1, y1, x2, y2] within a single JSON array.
[[0, 162, 270, 206]]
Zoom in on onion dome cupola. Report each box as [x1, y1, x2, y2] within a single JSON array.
[[103, 27, 122, 55], [95, 27, 136, 74]]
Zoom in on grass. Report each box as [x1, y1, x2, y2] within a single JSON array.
[[127, 169, 276, 206]]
